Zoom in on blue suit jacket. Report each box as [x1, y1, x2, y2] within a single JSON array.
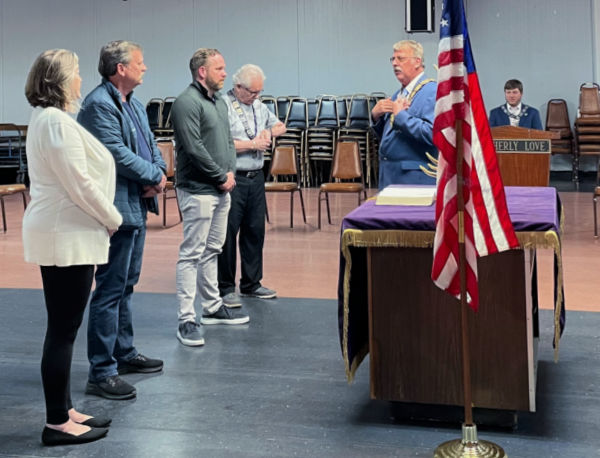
[[488, 104, 543, 130], [373, 75, 438, 190]]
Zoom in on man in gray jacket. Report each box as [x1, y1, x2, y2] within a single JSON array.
[[172, 48, 249, 348], [78, 40, 166, 400]]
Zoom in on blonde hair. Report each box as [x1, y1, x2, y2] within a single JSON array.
[[25, 49, 79, 112], [393, 40, 425, 65]]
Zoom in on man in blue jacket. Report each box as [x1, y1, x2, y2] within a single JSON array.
[[488, 79, 543, 130], [78, 40, 166, 400], [372, 40, 437, 189]]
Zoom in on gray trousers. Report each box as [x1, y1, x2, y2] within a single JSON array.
[[176, 189, 230, 323]]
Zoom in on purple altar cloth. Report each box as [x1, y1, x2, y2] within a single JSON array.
[[342, 186, 559, 233], [338, 186, 563, 382]]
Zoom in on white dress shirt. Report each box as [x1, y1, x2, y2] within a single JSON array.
[[507, 103, 522, 127]]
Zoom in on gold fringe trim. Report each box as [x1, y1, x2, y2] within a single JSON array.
[[341, 228, 564, 382], [516, 230, 563, 361], [341, 229, 435, 382]]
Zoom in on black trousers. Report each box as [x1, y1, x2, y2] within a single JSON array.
[[40, 264, 94, 424], [218, 171, 266, 295]]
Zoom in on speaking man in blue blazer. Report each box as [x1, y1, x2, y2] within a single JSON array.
[[372, 40, 437, 189], [488, 79, 543, 130]]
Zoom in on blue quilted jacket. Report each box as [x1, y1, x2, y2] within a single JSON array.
[[78, 79, 166, 229]]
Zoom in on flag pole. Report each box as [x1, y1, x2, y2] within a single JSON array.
[[455, 119, 474, 428], [433, 120, 505, 458]]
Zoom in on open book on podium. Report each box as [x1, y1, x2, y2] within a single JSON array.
[[375, 185, 436, 206]]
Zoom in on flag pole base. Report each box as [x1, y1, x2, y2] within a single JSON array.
[[434, 424, 506, 457]]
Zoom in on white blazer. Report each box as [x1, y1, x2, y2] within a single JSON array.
[[23, 107, 122, 266]]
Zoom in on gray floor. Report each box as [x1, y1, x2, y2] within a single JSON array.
[[0, 288, 599, 458]]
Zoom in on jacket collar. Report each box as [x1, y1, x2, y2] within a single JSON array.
[[102, 78, 135, 108], [501, 103, 530, 119], [191, 80, 219, 103]]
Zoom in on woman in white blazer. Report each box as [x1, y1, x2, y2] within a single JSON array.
[[23, 49, 122, 446]]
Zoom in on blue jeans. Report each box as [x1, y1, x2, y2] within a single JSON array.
[[87, 227, 145, 382]]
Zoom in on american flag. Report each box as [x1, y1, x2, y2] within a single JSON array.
[[431, 0, 520, 311]]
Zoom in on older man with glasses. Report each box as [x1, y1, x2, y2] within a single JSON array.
[[217, 64, 286, 308], [371, 39, 438, 189]]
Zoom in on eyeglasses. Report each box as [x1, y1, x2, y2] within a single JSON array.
[[238, 85, 263, 97], [389, 56, 416, 64]]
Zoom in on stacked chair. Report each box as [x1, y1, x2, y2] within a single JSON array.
[[370, 91, 387, 103], [336, 96, 350, 129], [145, 98, 163, 132], [307, 98, 319, 126], [259, 95, 278, 169], [0, 123, 28, 184], [276, 96, 294, 123], [260, 95, 278, 118], [275, 97, 309, 185], [574, 83, 600, 184], [0, 123, 28, 231], [146, 97, 176, 138], [154, 96, 176, 137], [306, 96, 340, 186], [259, 92, 387, 190], [338, 94, 377, 187], [546, 99, 575, 181]]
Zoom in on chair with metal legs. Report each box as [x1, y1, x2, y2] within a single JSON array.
[[317, 141, 367, 230]]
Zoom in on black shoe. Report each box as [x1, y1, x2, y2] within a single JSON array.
[[85, 375, 136, 400], [42, 426, 108, 446], [79, 416, 112, 428], [117, 353, 163, 374]]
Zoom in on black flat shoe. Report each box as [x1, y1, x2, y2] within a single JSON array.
[[41, 426, 108, 446], [79, 416, 112, 428]]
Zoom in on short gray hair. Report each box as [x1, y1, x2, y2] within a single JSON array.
[[98, 40, 142, 79], [189, 48, 221, 80], [25, 48, 79, 111], [393, 40, 424, 65], [232, 64, 265, 88]]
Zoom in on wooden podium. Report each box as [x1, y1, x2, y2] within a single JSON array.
[[491, 126, 558, 186]]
